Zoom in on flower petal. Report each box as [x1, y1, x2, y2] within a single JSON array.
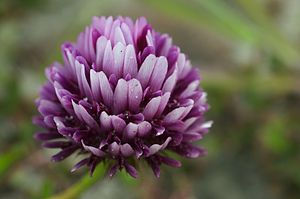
[[123, 123, 138, 140], [80, 64, 93, 101], [113, 79, 128, 114], [124, 161, 138, 178], [123, 45, 137, 77], [38, 100, 62, 116], [159, 155, 181, 168], [90, 70, 102, 102], [176, 53, 186, 76], [179, 80, 200, 99], [114, 26, 126, 45], [99, 71, 113, 107], [164, 103, 194, 123], [149, 56, 168, 92], [148, 158, 160, 178], [156, 92, 170, 117], [82, 140, 106, 157], [183, 117, 198, 131], [95, 36, 108, 71], [136, 54, 156, 89], [99, 111, 112, 130], [143, 96, 161, 120], [51, 145, 78, 162], [128, 78, 143, 113], [34, 131, 61, 141], [182, 132, 203, 142], [137, 121, 152, 137], [175, 143, 206, 158], [108, 142, 120, 156], [42, 141, 71, 149], [72, 101, 100, 131], [104, 16, 113, 37], [71, 158, 89, 172], [108, 163, 119, 178], [112, 42, 125, 78], [111, 115, 126, 133], [102, 40, 114, 76], [162, 68, 177, 93], [121, 23, 134, 45], [148, 137, 172, 156], [120, 143, 134, 157]]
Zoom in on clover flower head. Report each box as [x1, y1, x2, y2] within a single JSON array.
[[34, 16, 212, 178]]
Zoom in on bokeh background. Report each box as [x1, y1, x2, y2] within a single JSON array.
[[1, 0, 300, 198]]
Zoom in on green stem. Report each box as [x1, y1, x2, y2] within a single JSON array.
[[48, 166, 105, 199]]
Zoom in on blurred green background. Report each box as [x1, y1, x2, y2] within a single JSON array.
[[0, 0, 300, 198]]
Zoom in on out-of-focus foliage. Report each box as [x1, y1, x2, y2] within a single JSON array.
[[0, 0, 299, 198]]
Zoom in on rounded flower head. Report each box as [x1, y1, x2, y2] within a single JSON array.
[[34, 16, 212, 178]]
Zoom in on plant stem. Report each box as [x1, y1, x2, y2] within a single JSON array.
[[48, 166, 105, 199]]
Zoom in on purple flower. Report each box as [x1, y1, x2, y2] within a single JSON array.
[[33, 16, 212, 178]]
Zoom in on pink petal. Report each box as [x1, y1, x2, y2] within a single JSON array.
[[95, 36, 108, 71], [82, 140, 106, 157], [124, 162, 138, 178], [114, 26, 126, 45], [176, 53, 185, 75], [182, 132, 203, 142], [164, 104, 194, 123], [179, 80, 200, 99], [102, 40, 113, 76], [162, 68, 177, 93], [74, 61, 85, 97], [80, 64, 93, 101], [121, 23, 134, 45], [156, 92, 171, 117], [143, 96, 161, 120], [128, 78, 143, 113], [136, 54, 156, 89], [71, 101, 100, 131], [148, 137, 172, 156], [38, 100, 62, 116], [113, 79, 128, 114], [108, 142, 120, 156], [108, 19, 121, 42], [159, 155, 181, 168], [99, 71, 113, 107], [104, 16, 113, 37], [123, 123, 138, 140], [123, 45, 137, 77], [111, 115, 126, 133], [137, 121, 152, 137], [112, 42, 125, 78], [149, 56, 168, 92], [99, 111, 112, 130], [120, 143, 134, 157], [90, 70, 102, 102]]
